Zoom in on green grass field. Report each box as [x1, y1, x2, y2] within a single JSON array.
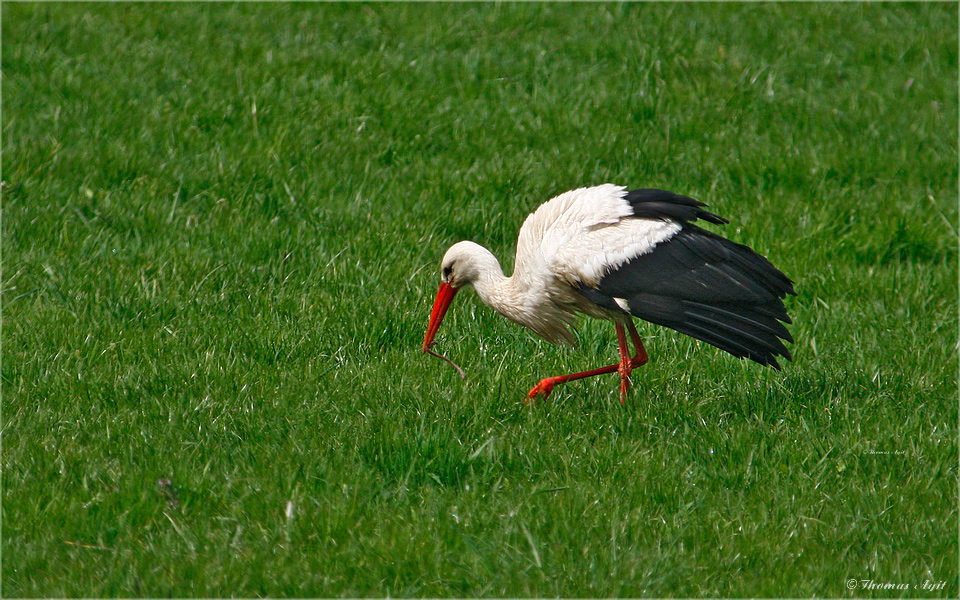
[[3, 3, 957, 597]]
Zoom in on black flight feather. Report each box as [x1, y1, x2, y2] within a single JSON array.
[[624, 188, 729, 226]]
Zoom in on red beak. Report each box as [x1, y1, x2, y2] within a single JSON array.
[[423, 282, 459, 352]]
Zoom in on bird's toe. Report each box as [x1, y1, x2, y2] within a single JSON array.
[[527, 379, 555, 402]]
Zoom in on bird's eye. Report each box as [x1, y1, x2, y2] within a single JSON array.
[[442, 265, 453, 279]]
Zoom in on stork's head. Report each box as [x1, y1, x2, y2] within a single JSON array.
[[437, 241, 502, 288]]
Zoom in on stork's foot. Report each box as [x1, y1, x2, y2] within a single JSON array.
[[526, 379, 556, 402]]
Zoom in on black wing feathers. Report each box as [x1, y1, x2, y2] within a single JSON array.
[[624, 188, 728, 225], [589, 189, 795, 369]]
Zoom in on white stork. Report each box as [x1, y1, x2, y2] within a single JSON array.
[[422, 184, 795, 403]]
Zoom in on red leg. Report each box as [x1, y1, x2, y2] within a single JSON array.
[[527, 320, 649, 402], [616, 323, 632, 403], [619, 320, 648, 404], [625, 320, 648, 368]]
